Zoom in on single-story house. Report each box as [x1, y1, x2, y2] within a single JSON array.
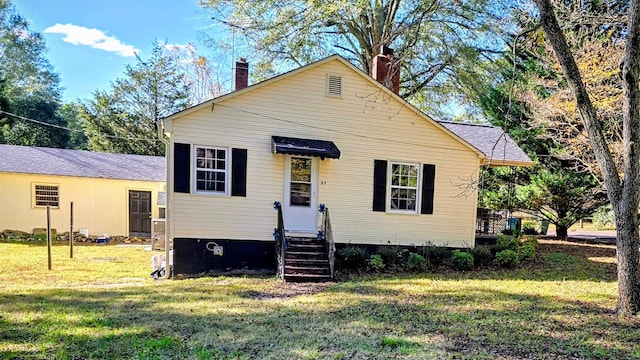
[[161, 54, 531, 279], [0, 144, 166, 238]]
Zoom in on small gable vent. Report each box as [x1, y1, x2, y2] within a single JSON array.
[[326, 74, 342, 97]]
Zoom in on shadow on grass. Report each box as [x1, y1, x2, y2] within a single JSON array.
[[1, 274, 638, 360], [0, 240, 628, 359], [338, 241, 618, 283], [500, 241, 618, 282]]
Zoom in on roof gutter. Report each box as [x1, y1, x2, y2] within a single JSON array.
[[157, 120, 172, 280]]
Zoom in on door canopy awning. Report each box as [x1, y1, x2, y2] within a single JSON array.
[[271, 136, 340, 159]]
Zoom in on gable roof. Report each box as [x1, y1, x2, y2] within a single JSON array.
[[439, 122, 533, 167], [165, 54, 531, 166], [0, 144, 165, 181], [165, 55, 485, 160], [165, 55, 351, 121]]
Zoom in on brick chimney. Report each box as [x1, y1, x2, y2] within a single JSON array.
[[371, 45, 400, 94], [235, 58, 249, 90]]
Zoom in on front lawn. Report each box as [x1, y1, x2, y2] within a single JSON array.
[[1, 240, 638, 359]]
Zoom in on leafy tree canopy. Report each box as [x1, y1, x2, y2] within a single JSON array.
[[80, 41, 191, 156], [473, 0, 628, 178], [0, 0, 67, 147], [199, 0, 514, 114], [460, 1, 615, 238]]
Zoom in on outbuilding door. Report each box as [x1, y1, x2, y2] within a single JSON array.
[[129, 190, 151, 237], [283, 156, 318, 232]]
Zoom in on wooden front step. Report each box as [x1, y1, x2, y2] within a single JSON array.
[[286, 258, 329, 266], [283, 237, 331, 282], [287, 243, 325, 250], [284, 265, 329, 276], [283, 273, 332, 282]]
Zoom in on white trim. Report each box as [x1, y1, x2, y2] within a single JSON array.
[[387, 161, 420, 214], [283, 155, 319, 231], [192, 145, 229, 196]]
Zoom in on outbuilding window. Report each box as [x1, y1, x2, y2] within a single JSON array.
[[194, 146, 228, 194], [33, 184, 59, 208], [389, 162, 419, 212]]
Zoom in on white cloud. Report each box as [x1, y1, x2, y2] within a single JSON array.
[[44, 23, 138, 57]]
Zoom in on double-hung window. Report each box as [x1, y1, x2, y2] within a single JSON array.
[[194, 146, 228, 194], [373, 160, 435, 214], [389, 162, 419, 212]]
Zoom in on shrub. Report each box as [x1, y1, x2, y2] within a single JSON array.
[[522, 224, 538, 235], [517, 237, 538, 262], [494, 249, 519, 268], [369, 254, 385, 272], [501, 228, 512, 235], [31, 233, 48, 242], [422, 242, 446, 268], [407, 252, 426, 272], [593, 205, 615, 230], [377, 244, 408, 268], [522, 236, 539, 248], [495, 235, 519, 252], [521, 220, 539, 235], [518, 244, 536, 263], [451, 250, 474, 270], [469, 245, 493, 267], [336, 246, 367, 269]]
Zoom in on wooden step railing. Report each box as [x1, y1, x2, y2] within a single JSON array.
[[273, 201, 286, 280], [319, 204, 335, 280], [275, 202, 335, 281]]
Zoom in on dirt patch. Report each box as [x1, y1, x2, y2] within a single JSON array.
[[240, 281, 332, 300]]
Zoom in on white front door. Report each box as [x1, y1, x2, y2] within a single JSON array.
[[284, 156, 318, 232]]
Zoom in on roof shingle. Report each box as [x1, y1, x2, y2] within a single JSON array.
[[439, 121, 533, 167], [0, 144, 165, 181]]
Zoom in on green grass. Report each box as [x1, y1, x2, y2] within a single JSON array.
[[0, 240, 638, 359]]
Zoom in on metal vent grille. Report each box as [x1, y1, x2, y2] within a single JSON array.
[[34, 184, 59, 207], [327, 75, 342, 97]]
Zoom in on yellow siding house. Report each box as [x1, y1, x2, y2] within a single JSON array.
[[0, 145, 165, 238], [162, 54, 531, 278]]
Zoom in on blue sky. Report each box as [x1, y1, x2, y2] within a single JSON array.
[[12, 0, 230, 102]]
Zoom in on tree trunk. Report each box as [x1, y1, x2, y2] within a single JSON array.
[[555, 224, 568, 238], [534, 0, 640, 315], [613, 201, 640, 314], [615, 0, 640, 315], [556, 208, 569, 238]]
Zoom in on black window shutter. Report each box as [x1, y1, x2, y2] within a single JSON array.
[[373, 160, 388, 212], [231, 148, 247, 197], [174, 143, 191, 193], [421, 164, 436, 214]]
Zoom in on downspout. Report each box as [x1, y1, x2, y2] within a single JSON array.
[[157, 120, 172, 279]]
